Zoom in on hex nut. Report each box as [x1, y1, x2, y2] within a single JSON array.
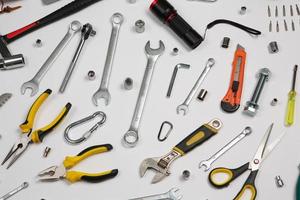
[[135, 20, 145, 33], [124, 78, 133, 90]]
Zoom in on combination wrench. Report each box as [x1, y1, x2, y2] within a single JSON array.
[[199, 126, 252, 171], [177, 58, 215, 115], [92, 13, 124, 106], [129, 188, 182, 200], [59, 23, 96, 93], [0, 182, 29, 200], [123, 41, 165, 148], [21, 21, 82, 96]]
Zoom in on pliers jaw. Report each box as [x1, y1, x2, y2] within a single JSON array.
[[37, 164, 66, 181], [1, 135, 30, 169]]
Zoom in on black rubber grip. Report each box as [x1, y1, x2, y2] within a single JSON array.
[[174, 124, 218, 154], [77, 144, 113, 156], [4, 0, 102, 44], [81, 169, 119, 183]]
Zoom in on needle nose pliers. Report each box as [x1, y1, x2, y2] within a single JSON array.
[[37, 144, 118, 183], [2, 89, 72, 169]]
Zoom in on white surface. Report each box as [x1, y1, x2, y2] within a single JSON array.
[[0, 0, 299, 199]]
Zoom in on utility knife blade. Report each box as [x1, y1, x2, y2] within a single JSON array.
[[0, 93, 12, 107]]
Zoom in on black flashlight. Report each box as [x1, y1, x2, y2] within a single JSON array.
[[150, 0, 203, 49]]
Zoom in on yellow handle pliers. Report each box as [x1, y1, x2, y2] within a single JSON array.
[[2, 89, 72, 169], [38, 144, 119, 183]]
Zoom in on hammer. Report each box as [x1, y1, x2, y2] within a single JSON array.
[[0, 0, 102, 70]]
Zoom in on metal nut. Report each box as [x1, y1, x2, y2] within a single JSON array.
[[87, 70, 96, 81], [268, 41, 279, 54], [135, 20, 145, 33], [43, 147, 51, 157], [182, 170, 191, 180], [35, 39, 42, 47], [275, 176, 284, 187], [124, 78, 133, 90], [271, 98, 278, 106]]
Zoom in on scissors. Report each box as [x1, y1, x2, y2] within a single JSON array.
[[208, 123, 285, 200]]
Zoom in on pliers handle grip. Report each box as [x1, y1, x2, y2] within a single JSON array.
[[64, 144, 118, 183], [19, 89, 72, 143]]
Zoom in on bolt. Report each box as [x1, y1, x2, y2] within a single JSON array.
[[244, 68, 271, 116], [275, 176, 284, 187]]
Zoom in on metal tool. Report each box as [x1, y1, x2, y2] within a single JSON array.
[[296, 4, 300, 16], [123, 41, 165, 148], [124, 78, 133, 90], [269, 41, 279, 54], [38, 144, 118, 183], [129, 188, 182, 200], [291, 5, 294, 16], [275, 6, 278, 17], [199, 127, 252, 171], [284, 20, 288, 31], [166, 63, 190, 98], [268, 6, 271, 17], [64, 111, 106, 144], [244, 68, 271, 117], [271, 98, 278, 106], [221, 37, 230, 48], [87, 70, 96, 80], [21, 21, 82, 97], [283, 5, 286, 17], [285, 65, 298, 126], [43, 147, 51, 157], [221, 45, 247, 113], [0, 93, 12, 107], [2, 89, 72, 169], [177, 58, 215, 115], [269, 21, 272, 32], [157, 121, 173, 142], [182, 170, 191, 180], [208, 123, 285, 200], [0, 182, 29, 200], [0, 0, 101, 70], [140, 119, 222, 183], [276, 21, 279, 32], [92, 13, 124, 106], [197, 89, 208, 101], [59, 23, 96, 93], [135, 20, 145, 33], [292, 20, 296, 31]]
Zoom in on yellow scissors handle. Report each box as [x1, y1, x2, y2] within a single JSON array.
[[209, 162, 249, 188], [233, 170, 258, 200]]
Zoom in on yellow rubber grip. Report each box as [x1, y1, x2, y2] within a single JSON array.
[[65, 169, 118, 183], [20, 89, 52, 133], [31, 103, 72, 143], [285, 91, 296, 126], [209, 167, 234, 187], [63, 144, 113, 169]]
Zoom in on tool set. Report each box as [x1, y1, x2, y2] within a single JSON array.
[[0, 0, 298, 199]]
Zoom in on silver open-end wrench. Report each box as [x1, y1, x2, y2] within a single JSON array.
[[199, 126, 252, 171], [59, 23, 96, 93], [21, 21, 82, 97], [123, 41, 165, 148], [92, 13, 124, 106], [0, 182, 29, 200], [177, 58, 215, 115], [129, 188, 182, 200]]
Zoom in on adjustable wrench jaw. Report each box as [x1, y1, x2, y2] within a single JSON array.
[[139, 149, 181, 184]]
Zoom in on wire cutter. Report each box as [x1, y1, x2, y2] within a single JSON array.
[[37, 144, 118, 183], [2, 89, 72, 169], [208, 123, 286, 200]]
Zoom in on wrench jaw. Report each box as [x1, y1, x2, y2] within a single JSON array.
[[176, 104, 188, 115], [168, 188, 183, 200], [21, 80, 39, 97], [145, 40, 165, 56], [198, 160, 211, 172], [92, 89, 111, 106], [139, 157, 169, 184]]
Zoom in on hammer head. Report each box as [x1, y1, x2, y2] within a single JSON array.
[[0, 36, 25, 70]]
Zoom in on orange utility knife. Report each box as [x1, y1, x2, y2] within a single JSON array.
[[221, 44, 247, 113]]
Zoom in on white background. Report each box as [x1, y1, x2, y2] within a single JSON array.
[[0, 0, 299, 199]]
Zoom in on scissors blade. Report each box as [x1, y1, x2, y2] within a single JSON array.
[[250, 123, 274, 170], [262, 131, 286, 162]]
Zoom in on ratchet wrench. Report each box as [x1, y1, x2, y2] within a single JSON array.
[[177, 58, 215, 115], [123, 41, 165, 148], [21, 21, 82, 97], [92, 13, 124, 106], [199, 127, 252, 171]]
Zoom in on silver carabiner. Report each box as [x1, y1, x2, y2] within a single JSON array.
[[64, 111, 106, 144], [157, 121, 174, 142]]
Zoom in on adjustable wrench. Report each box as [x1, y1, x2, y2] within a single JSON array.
[[129, 188, 182, 200], [177, 58, 215, 115], [92, 13, 124, 106], [199, 126, 252, 171], [21, 21, 82, 96], [123, 41, 165, 148], [59, 23, 96, 93]]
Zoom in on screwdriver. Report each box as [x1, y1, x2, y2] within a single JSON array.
[[285, 65, 298, 126]]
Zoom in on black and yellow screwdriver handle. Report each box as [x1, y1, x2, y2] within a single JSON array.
[[63, 144, 118, 183], [20, 89, 52, 133], [31, 102, 72, 143], [173, 119, 222, 155]]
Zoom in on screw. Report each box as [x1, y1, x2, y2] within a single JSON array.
[[43, 147, 51, 157], [275, 176, 284, 187], [244, 68, 271, 116]]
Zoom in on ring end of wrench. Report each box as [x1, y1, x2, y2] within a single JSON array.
[[122, 130, 139, 148]]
